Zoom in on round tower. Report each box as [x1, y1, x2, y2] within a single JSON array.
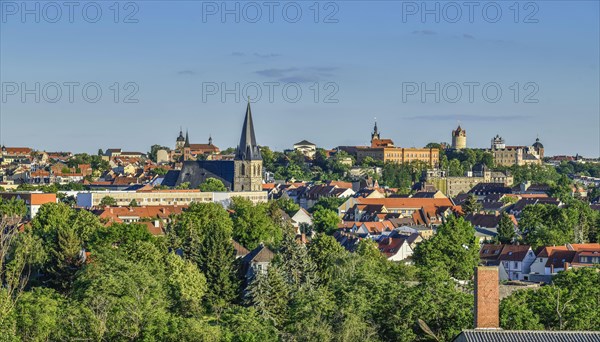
[[452, 125, 467, 149]]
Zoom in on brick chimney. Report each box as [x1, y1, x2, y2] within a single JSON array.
[[474, 266, 500, 329]]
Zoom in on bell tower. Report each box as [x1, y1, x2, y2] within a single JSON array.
[[371, 118, 380, 143], [233, 100, 263, 192]]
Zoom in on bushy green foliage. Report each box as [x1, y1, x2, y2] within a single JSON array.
[[3, 197, 597, 341], [199, 177, 227, 192], [230, 197, 283, 250], [519, 201, 599, 248], [501, 267, 600, 331], [413, 216, 479, 280]]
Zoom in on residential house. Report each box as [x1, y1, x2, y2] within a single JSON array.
[[377, 235, 414, 261], [241, 244, 275, 281], [92, 205, 186, 235], [290, 208, 312, 234], [293, 140, 317, 158], [529, 243, 600, 283], [479, 244, 536, 281], [0, 192, 57, 219], [466, 213, 517, 243]]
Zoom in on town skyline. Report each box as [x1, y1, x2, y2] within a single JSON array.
[[0, 112, 585, 158], [1, 1, 598, 157]]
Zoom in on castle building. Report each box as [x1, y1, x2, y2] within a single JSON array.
[[163, 102, 263, 192], [452, 125, 467, 149], [487, 135, 543, 167], [338, 119, 439, 168]]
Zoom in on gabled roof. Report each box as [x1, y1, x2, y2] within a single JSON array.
[[294, 140, 316, 146], [232, 240, 250, 258], [546, 250, 577, 268], [378, 236, 408, 257], [498, 244, 532, 261], [235, 101, 262, 161], [243, 244, 274, 264], [465, 213, 502, 229]]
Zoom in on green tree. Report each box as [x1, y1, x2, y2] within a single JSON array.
[[196, 208, 238, 310], [221, 307, 278, 342], [497, 213, 516, 244], [99, 196, 117, 207], [277, 232, 318, 291], [230, 197, 282, 250], [199, 177, 227, 192], [73, 242, 171, 340], [165, 253, 207, 317], [247, 265, 290, 328], [312, 208, 341, 235], [148, 144, 170, 162], [129, 199, 139, 207], [274, 197, 300, 217], [307, 234, 347, 284], [13, 287, 63, 341], [176, 182, 191, 190], [386, 269, 473, 341], [30, 203, 103, 292], [413, 216, 479, 280], [501, 267, 600, 330], [462, 194, 482, 215], [0, 199, 44, 330]]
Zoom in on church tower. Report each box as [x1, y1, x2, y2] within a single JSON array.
[[233, 100, 263, 192], [176, 128, 185, 150], [371, 119, 380, 143], [183, 130, 191, 161]]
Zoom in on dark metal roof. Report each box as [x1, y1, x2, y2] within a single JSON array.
[[235, 101, 262, 161], [166, 161, 234, 189], [455, 330, 600, 342]]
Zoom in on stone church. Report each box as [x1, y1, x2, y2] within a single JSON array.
[[162, 102, 263, 192]]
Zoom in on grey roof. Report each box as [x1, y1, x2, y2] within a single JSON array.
[[235, 101, 262, 161], [454, 330, 600, 342], [294, 140, 316, 146], [175, 160, 234, 189]]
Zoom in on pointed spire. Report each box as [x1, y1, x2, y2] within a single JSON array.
[[235, 101, 262, 161], [208, 134, 213, 145], [184, 130, 190, 148]]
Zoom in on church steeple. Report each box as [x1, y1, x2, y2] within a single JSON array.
[[371, 118, 380, 142], [235, 99, 262, 161], [184, 130, 190, 148]]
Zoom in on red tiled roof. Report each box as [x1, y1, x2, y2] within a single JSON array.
[[355, 197, 453, 209], [3, 147, 32, 154], [360, 221, 395, 234], [378, 236, 407, 257]]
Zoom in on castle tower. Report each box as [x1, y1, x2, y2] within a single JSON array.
[[233, 100, 263, 192], [452, 125, 467, 149], [371, 119, 380, 143]]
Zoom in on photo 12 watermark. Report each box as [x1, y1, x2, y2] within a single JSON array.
[[1, 82, 140, 103], [202, 82, 339, 104], [0, 1, 139, 24], [401, 1, 539, 24], [402, 81, 539, 104], [201, 1, 339, 24]]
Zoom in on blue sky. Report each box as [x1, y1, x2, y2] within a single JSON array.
[[1, 0, 599, 157]]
